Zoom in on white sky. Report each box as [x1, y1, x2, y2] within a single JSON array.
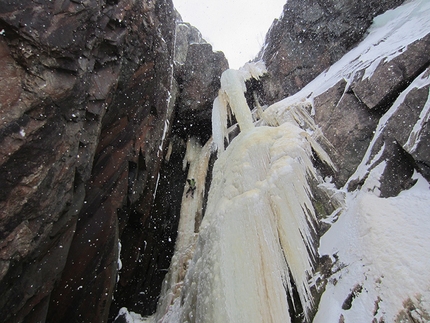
[[172, 0, 286, 69]]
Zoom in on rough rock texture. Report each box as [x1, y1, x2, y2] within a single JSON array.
[[258, 2, 430, 320], [313, 34, 430, 188], [258, 0, 405, 104], [172, 23, 229, 143], [259, 0, 430, 189], [0, 1, 226, 322], [106, 23, 227, 318], [173, 43, 229, 143]]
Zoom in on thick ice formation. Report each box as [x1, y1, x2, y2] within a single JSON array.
[[212, 61, 267, 153], [156, 122, 332, 323], [148, 62, 335, 323], [153, 136, 213, 322]]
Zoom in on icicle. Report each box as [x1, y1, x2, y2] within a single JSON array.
[[253, 91, 265, 121], [212, 61, 268, 155], [211, 93, 229, 153], [262, 100, 336, 170], [158, 122, 332, 323], [220, 69, 254, 131], [239, 61, 267, 80]]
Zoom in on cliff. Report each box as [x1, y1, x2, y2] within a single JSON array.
[[0, 1, 226, 322], [258, 0, 404, 103]]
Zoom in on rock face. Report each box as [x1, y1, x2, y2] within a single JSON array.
[[173, 41, 228, 143], [0, 1, 226, 322], [313, 33, 430, 188], [257, 0, 430, 191], [259, 0, 405, 104]]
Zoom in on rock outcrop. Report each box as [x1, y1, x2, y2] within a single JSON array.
[[313, 33, 430, 189], [258, 0, 430, 321], [258, 0, 405, 104], [0, 1, 226, 322], [257, 0, 430, 190]]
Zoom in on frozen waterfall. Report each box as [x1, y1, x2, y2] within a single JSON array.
[[144, 62, 335, 323], [117, 3, 430, 321]]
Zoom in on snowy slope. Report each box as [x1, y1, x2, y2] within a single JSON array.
[[315, 169, 430, 322], [278, 0, 430, 321]]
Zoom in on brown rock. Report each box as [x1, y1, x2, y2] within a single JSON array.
[[259, 0, 405, 104], [173, 43, 228, 143], [351, 34, 430, 110], [314, 79, 379, 187]]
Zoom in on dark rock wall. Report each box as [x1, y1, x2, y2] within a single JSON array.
[[0, 1, 226, 322], [259, 0, 405, 104], [107, 22, 227, 319]]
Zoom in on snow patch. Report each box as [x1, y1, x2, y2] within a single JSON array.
[[316, 170, 430, 322]]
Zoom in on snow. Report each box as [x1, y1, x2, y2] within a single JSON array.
[[310, 2, 430, 320], [263, 0, 430, 117], [316, 168, 430, 322], [404, 85, 430, 153]]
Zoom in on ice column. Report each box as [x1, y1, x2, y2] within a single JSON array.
[[212, 61, 267, 153]]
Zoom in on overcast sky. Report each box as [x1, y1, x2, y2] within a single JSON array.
[[173, 0, 286, 69]]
